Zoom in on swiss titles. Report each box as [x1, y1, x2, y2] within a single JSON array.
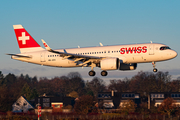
[[120, 46, 147, 54]]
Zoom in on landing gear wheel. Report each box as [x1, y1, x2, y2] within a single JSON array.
[[89, 70, 96, 76], [152, 62, 158, 73], [153, 68, 158, 72], [101, 71, 108, 76]]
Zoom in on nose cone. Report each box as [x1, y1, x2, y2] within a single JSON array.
[[171, 50, 178, 58]]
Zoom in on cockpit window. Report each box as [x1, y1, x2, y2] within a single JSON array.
[[160, 46, 171, 50]]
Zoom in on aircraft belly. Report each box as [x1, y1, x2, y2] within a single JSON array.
[[125, 54, 149, 63], [142, 53, 166, 62], [132, 55, 143, 63]]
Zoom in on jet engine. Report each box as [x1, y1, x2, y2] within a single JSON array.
[[100, 58, 119, 70], [119, 63, 137, 70]]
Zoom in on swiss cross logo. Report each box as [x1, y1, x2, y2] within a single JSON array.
[[14, 27, 41, 48], [18, 32, 30, 44]]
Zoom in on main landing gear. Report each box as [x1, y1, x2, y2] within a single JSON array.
[[88, 70, 108, 76], [88, 64, 108, 76], [152, 62, 158, 72]]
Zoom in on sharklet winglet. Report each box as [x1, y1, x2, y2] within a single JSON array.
[[41, 39, 52, 51]]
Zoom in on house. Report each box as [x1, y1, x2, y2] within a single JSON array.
[[51, 97, 63, 112], [98, 92, 113, 109], [12, 96, 34, 113], [170, 93, 180, 107], [34, 96, 75, 113], [98, 91, 140, 109], [149, 92, 180, 108]]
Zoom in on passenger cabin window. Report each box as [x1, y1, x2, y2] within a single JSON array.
[[160, 46, 171, 50]]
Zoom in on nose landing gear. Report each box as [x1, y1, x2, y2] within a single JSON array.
[[153, 68, 158, 72], [152, 62, 158, 72]]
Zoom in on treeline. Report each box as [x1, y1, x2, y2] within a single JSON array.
[[0, 71, 179, 112]]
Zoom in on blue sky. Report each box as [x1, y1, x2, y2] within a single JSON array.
[[0, 0, 180, 83]]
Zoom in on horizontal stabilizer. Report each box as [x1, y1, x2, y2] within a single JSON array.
[[6, 54, 31, 58]]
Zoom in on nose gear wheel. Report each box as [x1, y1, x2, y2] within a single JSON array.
[[152, 62, 158, 72]]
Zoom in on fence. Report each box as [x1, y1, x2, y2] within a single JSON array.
[[0, 114, 179, 120]]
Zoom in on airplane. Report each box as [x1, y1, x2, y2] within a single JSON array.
[[7, 24, 177, 76]]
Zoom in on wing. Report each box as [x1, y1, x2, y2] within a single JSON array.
[[41, 39, 103, 66]]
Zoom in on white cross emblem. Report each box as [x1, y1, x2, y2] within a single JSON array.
[[18, 32, 30, 44]]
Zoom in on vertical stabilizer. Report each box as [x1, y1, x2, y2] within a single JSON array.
[[13, 24, 44, 53]]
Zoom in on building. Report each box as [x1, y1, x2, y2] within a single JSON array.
[[12, 96, 34, 113], [149, 92, 180, 108], [34, 96, 75, 113], [98, 91, 140, 109]]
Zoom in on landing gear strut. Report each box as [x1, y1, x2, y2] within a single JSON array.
[[88, 63, 108, 76], [152, 62, 158, 72], [88, 64, 96, 76]]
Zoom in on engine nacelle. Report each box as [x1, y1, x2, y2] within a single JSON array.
[[119, 63, 137, 70], [100, 58, 119, 70]]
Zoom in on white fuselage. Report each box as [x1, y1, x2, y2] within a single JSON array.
[[12, 43, 177, 69]]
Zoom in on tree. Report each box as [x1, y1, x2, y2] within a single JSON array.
[[31, 76, 38, 86], [170, 80, 180, 92], [24, 74, 31, 83], [0, 86, 9, 111], [2, 73, 16, 86], [138, 102, 149, 115], [67, 72, 81, 79], [36, 77, 53, 96], [155, 71, 171, 92], [158, 97, 177, 117], [21, 83, 33, 100], [51, 77, 67, 96], [67, 72, 86, 96], [108, 78, 130, 92], [86, 91, 94, 96], [0, 71, 4, 80], [120, 100, 137, 115], [67, 91, 79, 98], [86, 77, 106, 97], [128, 71, 171, 96], [0, 71, 4, 86], [74, 95, 95, 114], [31, 88, 39, 99]]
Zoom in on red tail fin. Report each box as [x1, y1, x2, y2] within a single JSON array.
[[13, 25, 43, 53]]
